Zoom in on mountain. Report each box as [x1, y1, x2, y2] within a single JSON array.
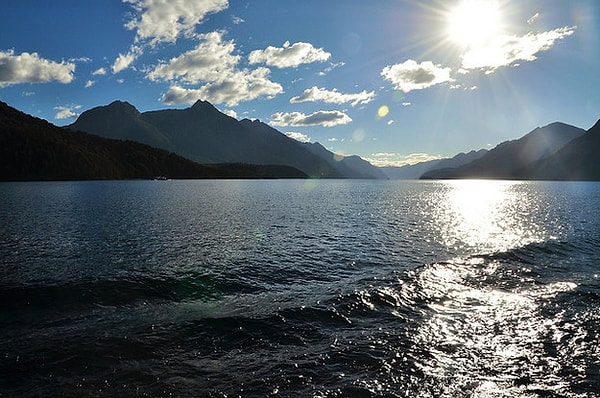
[[434, 149, 489, 171], [381, 149, 488, 179], [67, 100, 172, 150], [0, 101, 307, 181], [301, 142, 387, 179], [516, 119, 600, 180], [69, 100, 384, 179], [381, 159, 441, 180], [421, 122, 586, 179]]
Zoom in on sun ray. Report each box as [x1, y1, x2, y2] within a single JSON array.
[[447, 0, 503, 48]]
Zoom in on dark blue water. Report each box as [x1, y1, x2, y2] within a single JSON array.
[[1, 180, 600, 397]]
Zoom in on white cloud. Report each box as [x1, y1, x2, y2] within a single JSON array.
[[92, 67, 107, 75], [231, 15, 245, 24], [54, 105, 82, 120], [290, 86, 375, 107], [381, 59, 452, 92], [319, 61, 345, 76], [285, 132, 311, 143], [371, 152, 397, 157], [0, 50, 75, 86], [365, 152, 442, 167], [270, 110, 352, 128], [85, 80, 95, 88], [109, 0, 229, 74], [527, 12, 540, 25], [222, 109, 237, 118], [248, 41, 331, 68], [115, 0, 228, 74], [402, 152, 443, 165], [69, 57, 92, 63], [111, 46, 141, 74], [461, 26, 576, 71], [402, 102, 411, 106], [124, 0, 229, 45], [148, 31, 239, 83], [152, 32, 283, 106], [161, 67, 282, 106]]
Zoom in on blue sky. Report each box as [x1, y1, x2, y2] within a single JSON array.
[[1, 0, 598, 166]]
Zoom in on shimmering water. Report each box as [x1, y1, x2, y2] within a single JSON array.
[[1, 179, 599, 397]]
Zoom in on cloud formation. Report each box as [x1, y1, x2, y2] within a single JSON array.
[[461, 26, 576, 71], [54, 105, 81, 119], [231, 15, 245, 25], [113, 0, 228, 74], [381, 60, 452, 92], [0, 50, 75, 86], [271, 110, 352, 127], [112, 47, 140, 73], [285, 132, 311, 143], [148, 31, 239, 83], [151, 32, 283, 106], [124, 0, 228, 44], [290, 86, 375, 107], [366, 152, 442, 167], [161, 67, 282, 107], [92, 67, 107, 75], [222, 108, 238, 118], [248, 41, 331, 68]]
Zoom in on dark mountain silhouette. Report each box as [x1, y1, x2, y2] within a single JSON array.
[[381, 159, 441, 180], [68, 100, 172, 149], [421, 122, 586, 179], [301, 142, 387, 179], [516, 119, 600, 180], [435, 149, 489, 170], [381, 149, 488, 179], [69, 100, 384, 179], [0, 101, 307, 181]]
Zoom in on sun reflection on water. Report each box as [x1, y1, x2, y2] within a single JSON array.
[[433, 180, 547, 253], [408, 258, 581, 397], [403, 180, 588, 396]]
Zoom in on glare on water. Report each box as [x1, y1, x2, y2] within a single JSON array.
[[432, 180, 551, 253], [1, 180, 599, 397], [403, 181, 588, 396]]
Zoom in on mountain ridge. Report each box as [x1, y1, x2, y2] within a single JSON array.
[[421, 122, 587, 179], [514, 119, 600, 180], [381, 149, 488, 179], [69, 100, 384, 179], [0, 101, 307, 181]]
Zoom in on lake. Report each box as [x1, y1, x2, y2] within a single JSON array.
[[1, 179, 599, 397]]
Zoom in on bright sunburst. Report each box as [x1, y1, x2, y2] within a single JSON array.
[[447, 0, 503, 47]]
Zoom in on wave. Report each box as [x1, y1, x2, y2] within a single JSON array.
[[0, 274, 263, 320]]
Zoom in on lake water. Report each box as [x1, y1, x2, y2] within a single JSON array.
[[1, 179, 600, 397]]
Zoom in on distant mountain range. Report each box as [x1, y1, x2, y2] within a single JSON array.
[[421, 122, 590, 179], [69, 100, 385, 179], [381, 149, 488, 179], [0, 101, 307, 181], [2, 98, 598, 181], [515, 119, 600, 180]]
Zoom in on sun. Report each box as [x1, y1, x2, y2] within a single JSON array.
[[447, 0, 503, 47]]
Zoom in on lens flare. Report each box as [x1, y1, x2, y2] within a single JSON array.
[[352, 128, 366, 142], [334, 151, 345, 161], [377, 105, 390, 118]]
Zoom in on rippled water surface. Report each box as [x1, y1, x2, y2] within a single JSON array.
[[1, 179, 600, 397]]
